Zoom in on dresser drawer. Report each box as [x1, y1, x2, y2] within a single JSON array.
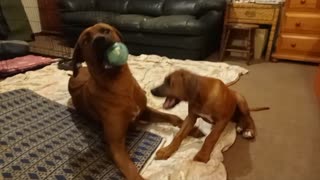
[[279, 35, 320, 53], [228, 6, 275, 21], [288, 0, 317, 9], [283, 13, 320, 32]]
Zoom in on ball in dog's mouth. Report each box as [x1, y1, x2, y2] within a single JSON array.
[[163, 97, 180, 109]]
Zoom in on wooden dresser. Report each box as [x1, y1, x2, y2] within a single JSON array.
[[272, 0, 320, 63]]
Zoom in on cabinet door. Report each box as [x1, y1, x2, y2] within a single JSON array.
[[37, 0, 61, 33]]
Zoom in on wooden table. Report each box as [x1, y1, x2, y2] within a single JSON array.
[[220, 3, 281, 61]]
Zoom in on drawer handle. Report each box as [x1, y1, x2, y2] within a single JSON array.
[[291, 43, 296, 48], [245, 10, 256, 17], [295, 22, 301, 27], [301, 0, 306, 4]]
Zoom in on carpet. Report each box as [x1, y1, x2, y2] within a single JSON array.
[[0, 89, 162, 179], [0, 54, 248, 180]]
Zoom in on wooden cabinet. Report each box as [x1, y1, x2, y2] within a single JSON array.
[[37, 0, 62, 34], [272, 0, 320, 63], [220, 3, 280, 61], [316, 66, 320, 103]]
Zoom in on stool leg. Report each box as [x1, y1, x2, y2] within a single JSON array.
[[246, 29, 252, 65], [219, 28, 231, 61]]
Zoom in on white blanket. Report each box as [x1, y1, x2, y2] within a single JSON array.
[[0, 54, 248, 180]]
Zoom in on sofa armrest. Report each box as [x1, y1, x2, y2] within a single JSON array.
[[58, 0, 96, 12], [199, 10, 223, 29], [197, 0, 226, 14]]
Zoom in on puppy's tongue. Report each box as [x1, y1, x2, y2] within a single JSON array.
[[163, 97, 175, 109]]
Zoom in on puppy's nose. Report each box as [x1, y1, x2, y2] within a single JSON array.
[[151, 88, 158, 96]]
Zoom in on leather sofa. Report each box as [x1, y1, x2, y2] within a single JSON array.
[[59, 0, 226, 60]]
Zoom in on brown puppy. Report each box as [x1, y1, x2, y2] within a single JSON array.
[[151, 69, 269, 163], [68, 24, 204, 180]]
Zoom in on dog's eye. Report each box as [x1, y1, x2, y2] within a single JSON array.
[[101, 28, 110, 34], [82, 34, 91, 45]]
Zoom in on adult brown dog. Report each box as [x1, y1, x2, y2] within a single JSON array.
[[68, 23, 204, 180], [151, 69, 269, 163]]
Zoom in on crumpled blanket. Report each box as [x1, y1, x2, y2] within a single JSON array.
[[0, 54, 248, 180]]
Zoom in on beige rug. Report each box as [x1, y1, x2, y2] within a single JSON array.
[[0, 54, 248, 180]]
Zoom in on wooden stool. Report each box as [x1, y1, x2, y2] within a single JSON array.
[[220, 23, 259, 65]]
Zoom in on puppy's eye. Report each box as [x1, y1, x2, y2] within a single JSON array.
[[165, 77, 171, 86]]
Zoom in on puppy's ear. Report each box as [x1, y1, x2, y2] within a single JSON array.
[[72, 42, 84, 77], [181, 71, 198, 100]]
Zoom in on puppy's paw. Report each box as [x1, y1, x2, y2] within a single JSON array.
[[242, 129, 255, 139], [236, 126, 243, 133], [189, 127, 205, 138], [155, 147, 173, 160], [193, 152, 210, 163]]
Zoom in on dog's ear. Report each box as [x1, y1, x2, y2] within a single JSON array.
[[112, 27, 124, 42], [72, 42, 84, 77], [181, 70, 198, 100]]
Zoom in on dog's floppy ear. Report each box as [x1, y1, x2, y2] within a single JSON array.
[[72, 42, 84, 77], [112, 27, 124, 42], [181, 70, 198, 100]]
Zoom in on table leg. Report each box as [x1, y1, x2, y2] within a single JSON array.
[[265, 24, 276, 61]]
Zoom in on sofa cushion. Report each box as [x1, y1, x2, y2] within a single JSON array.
[[96, 0, 128, 13], [62, 11, 116, 25], [141, 15, 207, 35], [122, 32, 206, 50], [127, 0, 165, 16], [113, 14, 151, 32], [163, 0, 225, 15], [163, 0, 198, 15], [59, 0, 95, 11]]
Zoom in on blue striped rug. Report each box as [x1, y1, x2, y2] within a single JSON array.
[[0, 89, 161, 180]]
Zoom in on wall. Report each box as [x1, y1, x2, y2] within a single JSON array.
[[21, 0, 41, 33]]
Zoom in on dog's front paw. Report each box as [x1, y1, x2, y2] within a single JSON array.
[[155, 147, 174, 160], [189, 127, 205, 138], [193, 152, 210, 163], [242, 129, 255, 139]]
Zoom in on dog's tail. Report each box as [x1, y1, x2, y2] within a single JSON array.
[[249, 107, 270, 111]]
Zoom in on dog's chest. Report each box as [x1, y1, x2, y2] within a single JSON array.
[[197, 113, 215, 124], [130, 106, 141, 122]]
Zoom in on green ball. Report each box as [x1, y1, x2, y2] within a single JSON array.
[[104, 42, 128, 66]]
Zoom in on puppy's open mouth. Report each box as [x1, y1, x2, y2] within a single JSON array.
[[163, 97, 180, 109]]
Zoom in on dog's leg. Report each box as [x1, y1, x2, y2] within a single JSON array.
[[103, 118, 144, 180], [193, 118, 229, 163], [155, 114, 198, 160], [234, 93, 256, 139], [141, 107, 205, 138]]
